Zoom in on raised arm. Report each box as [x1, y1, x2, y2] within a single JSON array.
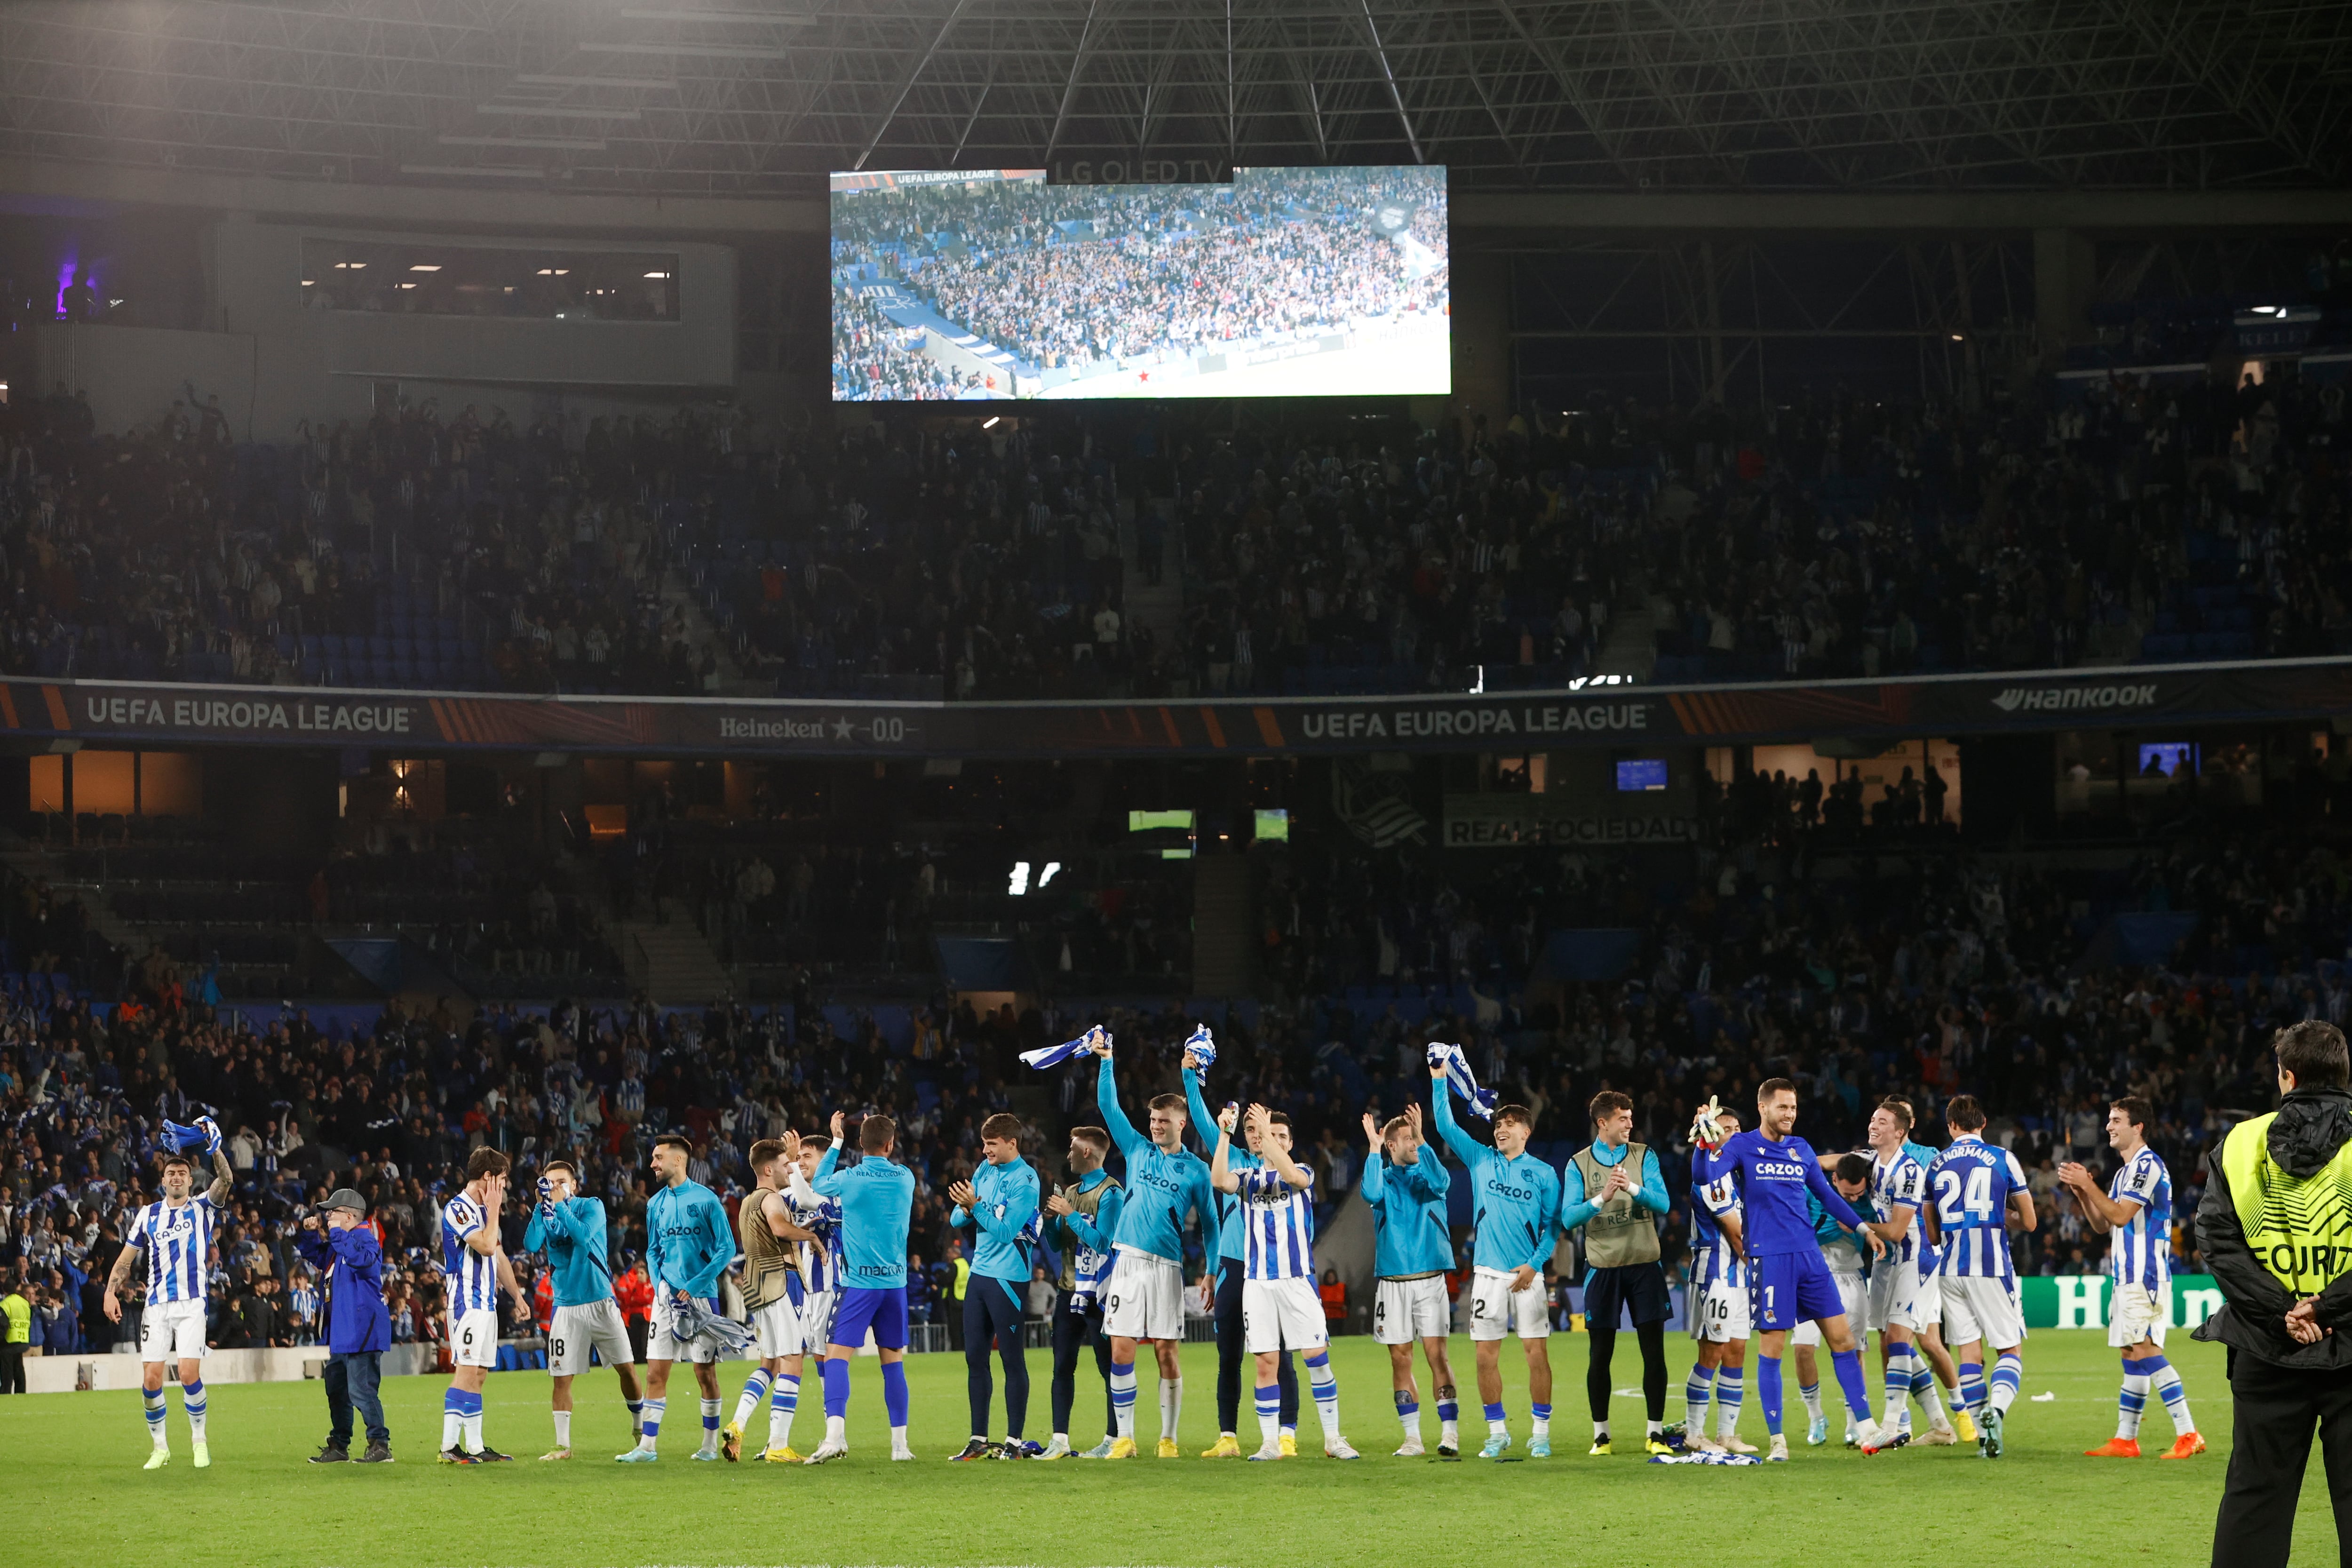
[[1358, 1115, 1388, 1209], [1427, 1062, 1479, 1167], [1095, 1049, 1143, 1155], [1210, 1106, 1241, 1194], [1250, 1106, 1314, 1191], [1183, 1065, 1218, 1158], [207, 1148, 234, 1206]]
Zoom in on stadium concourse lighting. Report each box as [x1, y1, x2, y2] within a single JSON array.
[[644, 271, 671, 278], [409, 264, 441, 271], [982, 415, 1000, 429], [1038, 862, 1061, 888], [1007, 861, 1031, 896]]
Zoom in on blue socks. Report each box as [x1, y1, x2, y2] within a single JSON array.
[[144, 1387, 167, 1447], [1830, 1348, 1874, 1426], [1756, 1353, 1784, 1436], [625, 1398, 645, 1437], [1957, 1360, 1986, 1415], [1685, 1364, 1716, 1429], [2118, 1355, 2153, 1439], [1435, 1389, 1458, 1424], [821, 1358, 851, 1420], [882, 1359, 911, 1430]]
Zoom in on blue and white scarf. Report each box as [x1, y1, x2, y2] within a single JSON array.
[[1021, 1025, 1106, 1071], [1427, 1042, 1496, 1120], [1181, 1024, 1216, 1070], [667, 1295, 755, 1357], [159, 1115, 222, 1157]]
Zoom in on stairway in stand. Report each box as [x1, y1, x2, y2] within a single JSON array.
[[1190, 853, 1256, 999], [619, 899, 731, 1004]]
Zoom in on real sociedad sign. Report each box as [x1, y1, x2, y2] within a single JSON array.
[[3, 655, 2347, 759]]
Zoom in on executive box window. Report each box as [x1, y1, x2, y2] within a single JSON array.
[[299, 239, 681, 321]]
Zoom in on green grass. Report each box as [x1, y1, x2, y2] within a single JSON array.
[[2, 1333, 2308, 1568]]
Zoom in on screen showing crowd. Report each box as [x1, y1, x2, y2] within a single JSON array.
[[830, 165, 1449, 402]]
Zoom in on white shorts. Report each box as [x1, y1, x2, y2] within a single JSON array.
[[648, 1295, 721, 1365], [1373, 1276, 1451, 1345], [1693, 1269, 1752, 1344], [1911, 1270, 1943, 1331], [1939, 1275, 2026, 1352], [1243, 1276, 1328, 1355], [1102, 1251, 1184, 1343], [2109, 1281, 2171, 1349], [451, 1306, 499, 1369], [1469, 1267, 1550, 1342], [138, 1298, 208, 1362], [1792, 1273, 1866, 1347], [1866, 1259, 1922, 1335], [549, 1299, 634, 1376], [751, 1296, 813, 1360]]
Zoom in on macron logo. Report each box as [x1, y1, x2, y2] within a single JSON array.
[[1991, 683, 2157, 714]]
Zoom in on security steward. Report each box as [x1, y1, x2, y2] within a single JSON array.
[[2196, 1019, 2352, 1567]]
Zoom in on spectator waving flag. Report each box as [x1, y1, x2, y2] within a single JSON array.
[[1182, 1024, 1216, 1070], [1429, 1042, 1496, 1120], [1021, 1025, 1106, 1071]]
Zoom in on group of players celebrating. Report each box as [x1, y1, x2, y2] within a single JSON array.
[[103, 1030, 2208, 1470]]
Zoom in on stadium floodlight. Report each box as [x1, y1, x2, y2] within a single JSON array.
[[1007, 861, 1031, 896], [644, 271, 671, 279], [409, 264, 441, 271], [1038, 861, 1061, 887]]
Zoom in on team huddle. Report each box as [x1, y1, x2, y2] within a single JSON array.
[[103, 1039, 2205, 1470]]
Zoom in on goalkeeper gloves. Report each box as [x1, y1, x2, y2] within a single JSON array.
[[1689, 1095, 1726, 1151]]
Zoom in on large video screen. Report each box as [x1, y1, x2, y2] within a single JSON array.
[[830, 165, 1448, 401]]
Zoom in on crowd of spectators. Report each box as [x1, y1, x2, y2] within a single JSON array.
[[5, 348, 2347, 704], [834, 166, 1448, 379], [831, 292, 979, 403], [5, 779, 2344, 1374]]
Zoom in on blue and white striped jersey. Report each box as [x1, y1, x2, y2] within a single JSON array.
[[1693, 1152, 1744, 1289], [2106, 1146, 2172, 1293], [1927, 1136, 2029, 1285], [132, 1196, 221, 1306], [790, 1192, 842, 1294], [1236, 1166, 1317, 1281], [1870, 1148, 1930, 1266], [441, 1192, 500, 1314]]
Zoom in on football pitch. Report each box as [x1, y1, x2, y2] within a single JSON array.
[[4, 1333, 2305, 1568]]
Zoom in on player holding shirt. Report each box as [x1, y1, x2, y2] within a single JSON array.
[[526, 1159, 645, 1459], [727, 1138, 821, 1463], [1429, 1055, 1562, 1458], [105, 1129, 233, 1469], [946, 1113, 1042, 1460], [1704, 1077, 1885, 1462], [1092, 1033, 1217, 1458], [792, 1113, 920, 1464], [1682, 1107, 1754, 1455], [1210, 1103, 1357, 1459], [1185, 1052, 1300, 1457], [1359, 1103, 1460, 1457], [2063, 1096, 2204, 1460], [1923, 1094, 2036, 1459], [617, 1133, 736, 1463]]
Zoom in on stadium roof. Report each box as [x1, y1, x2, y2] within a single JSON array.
[[2, 0, 2347, 200]]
